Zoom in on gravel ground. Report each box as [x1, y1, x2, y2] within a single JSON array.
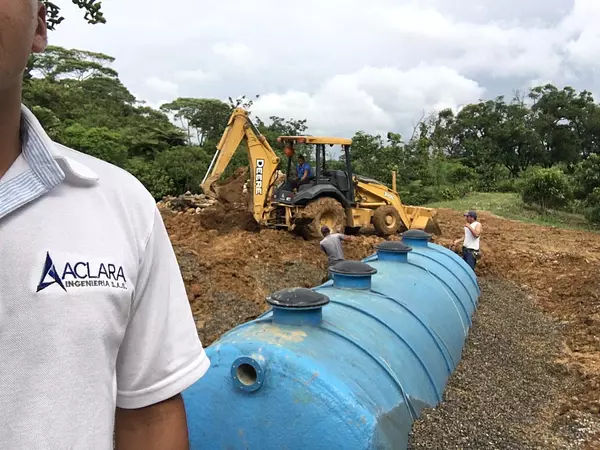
[[408, 277, 598, 450]]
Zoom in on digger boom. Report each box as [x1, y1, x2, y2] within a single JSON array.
[[200, 108, 281, 224]]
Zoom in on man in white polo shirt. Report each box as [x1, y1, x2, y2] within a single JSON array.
[[0, 2, 209, 449]]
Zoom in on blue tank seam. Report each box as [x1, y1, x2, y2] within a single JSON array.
[[319, 320, 420, 421], [327, 298, 445, 401], [406, 262, 473, 327], [416, 252, 478, 308]]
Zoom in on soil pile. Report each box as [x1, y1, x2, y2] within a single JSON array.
[[198, 203, 261, 234], [163, 207, 384, 345], [157, 192, 217, 214]]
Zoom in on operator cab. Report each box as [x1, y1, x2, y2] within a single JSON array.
[[273, 136, 355, 207]]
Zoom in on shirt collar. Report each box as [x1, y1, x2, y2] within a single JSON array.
[[21, 104, 99, 184]]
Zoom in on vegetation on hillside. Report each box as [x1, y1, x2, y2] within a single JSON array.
[[23, 45, 600, 227]]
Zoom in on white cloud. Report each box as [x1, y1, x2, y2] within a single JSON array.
[[144, 77, 179, 97], [47, 0, 600, 136], [212, 42, 256, 67], [174, 69, 218, 83], [253, 65, 484, 137]]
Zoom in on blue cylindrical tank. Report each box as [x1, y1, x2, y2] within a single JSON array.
[[184, 240, 479, 450], [401, 229, 480, 305], [364, 241, 470, 367]]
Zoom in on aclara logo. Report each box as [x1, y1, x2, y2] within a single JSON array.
[[255, 159, 265, 195], [36, 252, 128, 293]]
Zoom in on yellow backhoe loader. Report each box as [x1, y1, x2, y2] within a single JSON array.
[[201, 108, 441, 238]]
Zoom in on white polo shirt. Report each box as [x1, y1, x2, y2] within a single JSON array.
[[0, 106, 210, 449]]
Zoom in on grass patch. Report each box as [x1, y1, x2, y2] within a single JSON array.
[[427, 192, 595, 231]]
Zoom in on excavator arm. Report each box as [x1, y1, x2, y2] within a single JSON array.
[[200, 108, 281, 223]]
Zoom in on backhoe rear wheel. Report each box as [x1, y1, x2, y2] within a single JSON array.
[[373, 205, 402, 236], [297, 197, 346, 239]]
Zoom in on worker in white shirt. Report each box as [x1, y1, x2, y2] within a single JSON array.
[[453, 210, 482, 270]]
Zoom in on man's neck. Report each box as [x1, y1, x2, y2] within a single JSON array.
[[0, 85, 23, 179]]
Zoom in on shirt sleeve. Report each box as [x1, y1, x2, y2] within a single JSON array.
[[115, 207, 210, 409]]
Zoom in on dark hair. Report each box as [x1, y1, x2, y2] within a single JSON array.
[[321, 225, 330, 235], [298, 155, 305, 160]]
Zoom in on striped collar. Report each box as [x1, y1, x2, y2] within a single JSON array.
[[0, 105, 99, 221], [21, 105, 99, 183]]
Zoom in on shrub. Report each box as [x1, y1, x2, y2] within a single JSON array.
[[474, 163, 510, 191], [447, 164, 476, 187], [574, 154, 600, 200], [583, 187, 600, 224], [494, 178, 519, 193], [401, 180, 440, 205], [521, 167, 572, 210]]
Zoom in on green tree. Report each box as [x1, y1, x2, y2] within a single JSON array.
[[521, 167, 572, 210], [155, 147, 213, 194], [529, 84, 600, 164], [160, 98, 232, 146], [62, 123, 128, 167], [574, 154, 600, 199], [43, 0, 105, 31], [125, 158, 176, 200]]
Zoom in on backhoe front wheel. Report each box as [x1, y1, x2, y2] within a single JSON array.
[[373, 205, 402, 236], [297, 197, 346, 239]]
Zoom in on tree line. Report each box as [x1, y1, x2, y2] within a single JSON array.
[[23, 45, 600, 225]]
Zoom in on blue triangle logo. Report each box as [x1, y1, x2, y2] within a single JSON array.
[[37, 252, 67, 292]]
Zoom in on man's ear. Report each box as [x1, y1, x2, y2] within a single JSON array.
[[31, 2, 48, 54]]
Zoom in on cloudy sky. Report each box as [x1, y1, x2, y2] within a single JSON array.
[[49, 0, 599, 138]]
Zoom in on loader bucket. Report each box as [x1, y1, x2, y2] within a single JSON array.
[[425, 215, 443, 236], [406, 207, 442, 236]]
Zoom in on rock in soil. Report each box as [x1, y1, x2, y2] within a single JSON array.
[[408, 277, 600, 449]]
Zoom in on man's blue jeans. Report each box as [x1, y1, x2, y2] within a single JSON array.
[[462, 247, 477, 270]]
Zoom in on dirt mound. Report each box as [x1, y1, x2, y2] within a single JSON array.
[[214, 166, 248, 204], [198, 203, 260, 234]]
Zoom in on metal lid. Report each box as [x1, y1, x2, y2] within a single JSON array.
[[329, 260, 377, 276], [375, 241, 413, 253], [401, 229, 432, 240], [267, 287, 330, 309]]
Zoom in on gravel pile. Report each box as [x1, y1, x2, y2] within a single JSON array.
[[408, 277, 586, 450]]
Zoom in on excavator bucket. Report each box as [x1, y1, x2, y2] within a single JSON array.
[[210, 167, 249, 204]]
